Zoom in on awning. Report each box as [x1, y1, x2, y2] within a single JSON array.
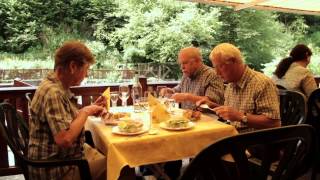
[[183, 0, 320, 16]]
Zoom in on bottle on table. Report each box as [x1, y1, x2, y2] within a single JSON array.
[[132, 71, 143, 112]]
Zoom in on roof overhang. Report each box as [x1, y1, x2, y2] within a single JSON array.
[[182, 0, 320, 16]]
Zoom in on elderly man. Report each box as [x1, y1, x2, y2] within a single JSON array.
[[28, 41, 106, 180], [161, 46, 224, 109], [198, 43, 280, 131]]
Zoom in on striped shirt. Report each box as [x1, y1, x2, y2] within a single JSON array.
[[174, 64, 224, 109], [225, 66, 280, 131], [28, 72, 84, 180]]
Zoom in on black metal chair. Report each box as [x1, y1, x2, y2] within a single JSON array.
[[179, 125, 316, 180], [0, 102, 92, 180], [307, 88, 320, 129], [279, 90, 306, 126], [306, 88, 320, 180]]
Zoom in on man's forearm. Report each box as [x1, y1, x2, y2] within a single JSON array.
[[246, 114, 280, 129], [184, 94, 209, 104], [54, 110, 88, 147]]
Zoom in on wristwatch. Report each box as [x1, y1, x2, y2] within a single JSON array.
[[241, 112, 248, 124]]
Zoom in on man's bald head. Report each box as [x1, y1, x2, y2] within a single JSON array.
[[178, 47, 203, 77], [178, 47, 202, 63]]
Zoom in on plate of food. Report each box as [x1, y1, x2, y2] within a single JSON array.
[[112, 119, 147, 135], [183, 109, 201, 121], [160, 117, 194, 131], [101, 112, 131, 125]]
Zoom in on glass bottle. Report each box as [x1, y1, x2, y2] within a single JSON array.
[[132, 71, 143, 111]]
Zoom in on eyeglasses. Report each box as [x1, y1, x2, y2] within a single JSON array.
[[213, 58, 234, 69]]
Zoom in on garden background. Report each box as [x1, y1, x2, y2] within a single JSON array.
[[1, 0, 319, 83]]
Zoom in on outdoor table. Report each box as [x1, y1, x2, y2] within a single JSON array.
[[85, 106, 238, 180]]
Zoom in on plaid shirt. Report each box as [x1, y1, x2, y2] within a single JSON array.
[[28, 72, 85, 180], [174, 64, 224, 109], [225, 66, 280, 132]]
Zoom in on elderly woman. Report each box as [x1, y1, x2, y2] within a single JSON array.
[[272, 44, 317, 97], [28, 41, 106, 180]]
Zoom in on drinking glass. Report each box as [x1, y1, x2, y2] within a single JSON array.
[[119, 83, 130, 106], [132, 86, 141, 104], [166, 98, 177, 113], [110, 91, 119, 107], [132, 86, 142, 112]]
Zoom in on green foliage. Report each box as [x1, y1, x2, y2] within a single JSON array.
[[217, 8, 299, 70], [309, 32, 320, 47], [1, 0, 319, 81], [1, 1, 40, 52], [104, 1, 220, 64]]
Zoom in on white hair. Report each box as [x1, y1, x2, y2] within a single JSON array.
[[209, 43, 243, 64]]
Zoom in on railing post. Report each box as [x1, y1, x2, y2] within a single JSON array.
[[139, 76, 147, 94]]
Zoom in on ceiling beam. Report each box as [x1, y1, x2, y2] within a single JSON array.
[[182, 0, 320, 16], [234, 0, 271, 11]]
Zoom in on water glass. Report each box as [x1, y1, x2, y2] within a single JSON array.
[[166, 98, 177, 113], [110, 91, 119, 107], [119, 83, 129, 106]]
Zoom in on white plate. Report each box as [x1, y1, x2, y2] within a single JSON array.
[[200, 104, 210, 109], [112, 126, 148, 136], [159, 122, 195, 131]]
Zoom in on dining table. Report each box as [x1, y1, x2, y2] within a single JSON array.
[[85, 106, 238, 180]]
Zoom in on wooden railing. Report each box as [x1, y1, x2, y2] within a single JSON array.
[[0, 78, 179, 176]]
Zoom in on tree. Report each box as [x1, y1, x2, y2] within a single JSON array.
[[102, 1, 220, 63], [217, 8, 299, 71]]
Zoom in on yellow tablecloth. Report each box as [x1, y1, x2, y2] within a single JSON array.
[[86, 108, 238, 180]]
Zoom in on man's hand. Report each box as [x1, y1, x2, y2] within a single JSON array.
[[80, 104, 105, 117], [196, 96, 220, 108], [171, 93, 188, 102], [160, 88, 175, 97], [93, 96, 106, 107], [213, 106, 243, 122]]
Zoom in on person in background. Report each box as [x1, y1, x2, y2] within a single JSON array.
[[272, 44, 317, 97], [28, 40, 107, 180], [160, 46, 224, 109], [197, 43, 280, 132]]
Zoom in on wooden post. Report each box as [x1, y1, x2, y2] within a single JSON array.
[[139, 76, 147, 94]]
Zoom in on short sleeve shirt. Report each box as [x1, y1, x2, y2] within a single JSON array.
[[174, 64, 224, 109], [27, 72, 84, 180], [225, 66, 280, 130]]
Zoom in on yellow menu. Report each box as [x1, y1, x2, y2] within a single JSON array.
[[147, 93, 160, 108], [102, 87, 110, 111], [147, 93, 170, 123], [151, 103, 170, 123]]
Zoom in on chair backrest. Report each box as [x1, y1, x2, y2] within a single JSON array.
[[0, 102, 30, 176], [279, 90, 306, 126], [179, 125, 316, 180], [25, 92, 33, 120], [307, 88, 320, 130], [0, 102, 92, 180]]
